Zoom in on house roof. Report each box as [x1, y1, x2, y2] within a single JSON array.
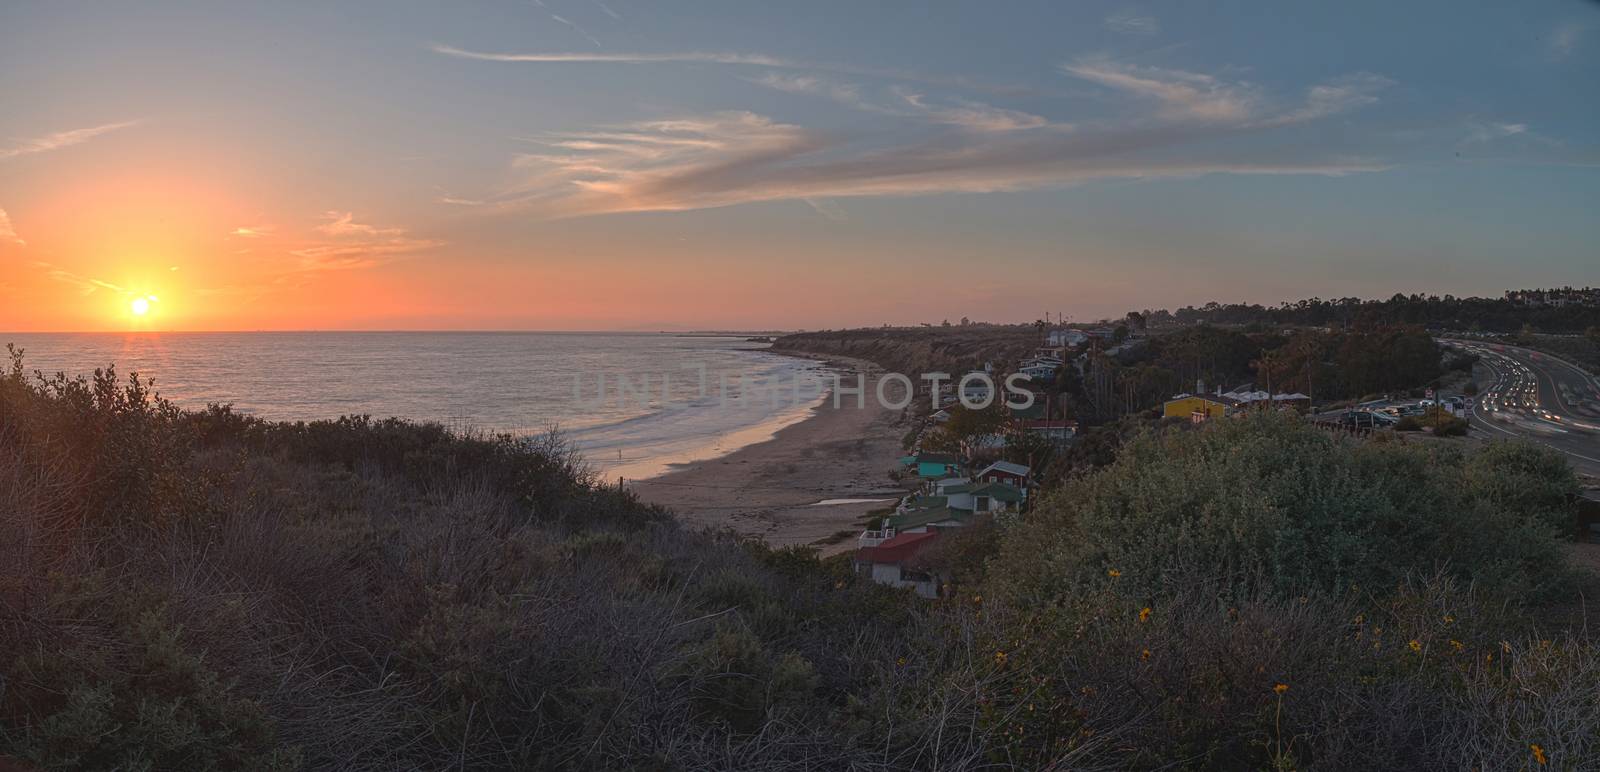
[[970, 482, 1025, 503], [887, 506, 972, 531], [858, 530, 939, 564], [978, 460, 1031, 478], [915, 452, 960, 465], [1008, 401, 1047, 420], [1167, 392, 1242, 407], [902, 495, 948, 510], [1023, 419, 1076, 430]]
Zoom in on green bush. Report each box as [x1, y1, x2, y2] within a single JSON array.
[[990, 413, 1574, 605]]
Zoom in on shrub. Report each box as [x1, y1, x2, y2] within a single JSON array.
[[990, 413, 1574, 606]]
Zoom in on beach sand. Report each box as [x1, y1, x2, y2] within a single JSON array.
[[630, 354, 912, 552]]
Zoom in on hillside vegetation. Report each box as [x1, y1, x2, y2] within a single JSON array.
[[2, 348, 1597, 769]]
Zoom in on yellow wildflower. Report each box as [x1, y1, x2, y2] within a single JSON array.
[[1531, 743, 1547, 765], [972, 594, 982, 605], [1138, 607, 1151, 623], [1450, 639, 1465, 653], [994, 650, 1008, 666], [1140, 649, 1151, 661], [896, 656, 907, 667], [1443, 614, 1455, 625], [1408, 639, 1423, 653], [1273, 683, 1289, 695], [1107, 568, 1121, 578]]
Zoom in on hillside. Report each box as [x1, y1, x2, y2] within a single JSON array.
[[2, 348, 1598, 769], [771, 326, 1041, 379]]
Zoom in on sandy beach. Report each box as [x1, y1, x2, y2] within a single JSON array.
[[630, 353, 912, 551]]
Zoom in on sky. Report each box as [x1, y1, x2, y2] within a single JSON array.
[[1, 0, 1596, 332]]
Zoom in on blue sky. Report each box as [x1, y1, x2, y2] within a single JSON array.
[[1, 1, 1596, 330]]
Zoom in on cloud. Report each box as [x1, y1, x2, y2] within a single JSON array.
[[314, 210, 406, 237], [1549, 21, 1588, 59], [33, 261, 128, 295], [1264, 73, 1394, 126], [430, 44, 1035, 95], [433, 45, 789, 67], [895, 90, 1050, 131], [748, 72, 1048, 131], [1063, 59, 1390, 127], [1105, 10, 1159, 35], [549, 14, 602, 49], [0, 208, 23, 246], [803, 197, 847, 222], [231, 225, 274, 238], [592, 0, 621, 20], [501, 110, 1383, 217], [1062, 60, 1259, 123], [750, 73, 877, 111], [0, 120, 139, 161], [295, 211, 441, 270]]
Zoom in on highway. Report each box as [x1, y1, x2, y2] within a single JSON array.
[[1446, 339, 1600, 480]]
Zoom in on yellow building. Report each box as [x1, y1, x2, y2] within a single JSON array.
[[1162, 394, 1241, 422]]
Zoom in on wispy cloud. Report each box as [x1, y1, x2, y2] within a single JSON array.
[[230, 225, 274, 238], [500, 110, 1382, 217], [591, 0, 621, 20], [1549, 21, 1588, 59], [430, 44, 1036, 95], [315, 210, 403, 237], [33, 261, 128, 295], [1264, 73, 1393, 126], [1063, 59, 1390, 127], [0, 120, 139, 161], [748, 72, 1049, 131], [549, 14, 602, 49], [434, 45, 802, 67], [895, 89, 1050, 132], [0, 208, 23, 246], [294, 211, 441, 270], [1062, 59, 1260, 123], [1104, 10, 1159, 35]]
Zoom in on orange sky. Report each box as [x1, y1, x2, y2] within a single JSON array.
[[4, 2, 1595, 332]]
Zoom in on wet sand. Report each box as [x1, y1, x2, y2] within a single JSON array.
[[630, 353, 912, 552]]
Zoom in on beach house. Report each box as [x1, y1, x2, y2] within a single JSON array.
[[975, 460, 1031, 489], [907, 452, 963, 479], [1162, 392, 1242, 422], [853, 531, 943, 598]]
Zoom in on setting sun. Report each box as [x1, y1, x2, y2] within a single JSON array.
[[129, 296, 154, 316]]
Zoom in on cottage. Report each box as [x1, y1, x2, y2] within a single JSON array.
[[975, 460, 1030, 488], [940, 481, 1025, 513], [908, 452, 962, 479], [1018, 362, 1058, 381], [1022, 419, 1076, 441], [854, 531, 942, 598], [1162, 393, 1241, 421], [1047, 329, 1089, 347], [970, 482, 1025, 513]]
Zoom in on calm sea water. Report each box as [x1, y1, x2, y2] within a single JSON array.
[[1, 332, 830, 480]]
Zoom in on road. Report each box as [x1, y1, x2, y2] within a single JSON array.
[[1445, 339, 1600, 481]]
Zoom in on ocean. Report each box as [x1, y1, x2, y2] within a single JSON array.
[[0, 332, 831, 480]]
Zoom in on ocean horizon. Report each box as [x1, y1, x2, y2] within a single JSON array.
[[0, 331, 831, 481]]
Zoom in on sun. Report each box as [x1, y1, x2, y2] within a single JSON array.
[[129, 295, 157, 316]]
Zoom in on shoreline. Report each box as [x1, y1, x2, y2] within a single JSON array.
[[629, 350, 911, 552]]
